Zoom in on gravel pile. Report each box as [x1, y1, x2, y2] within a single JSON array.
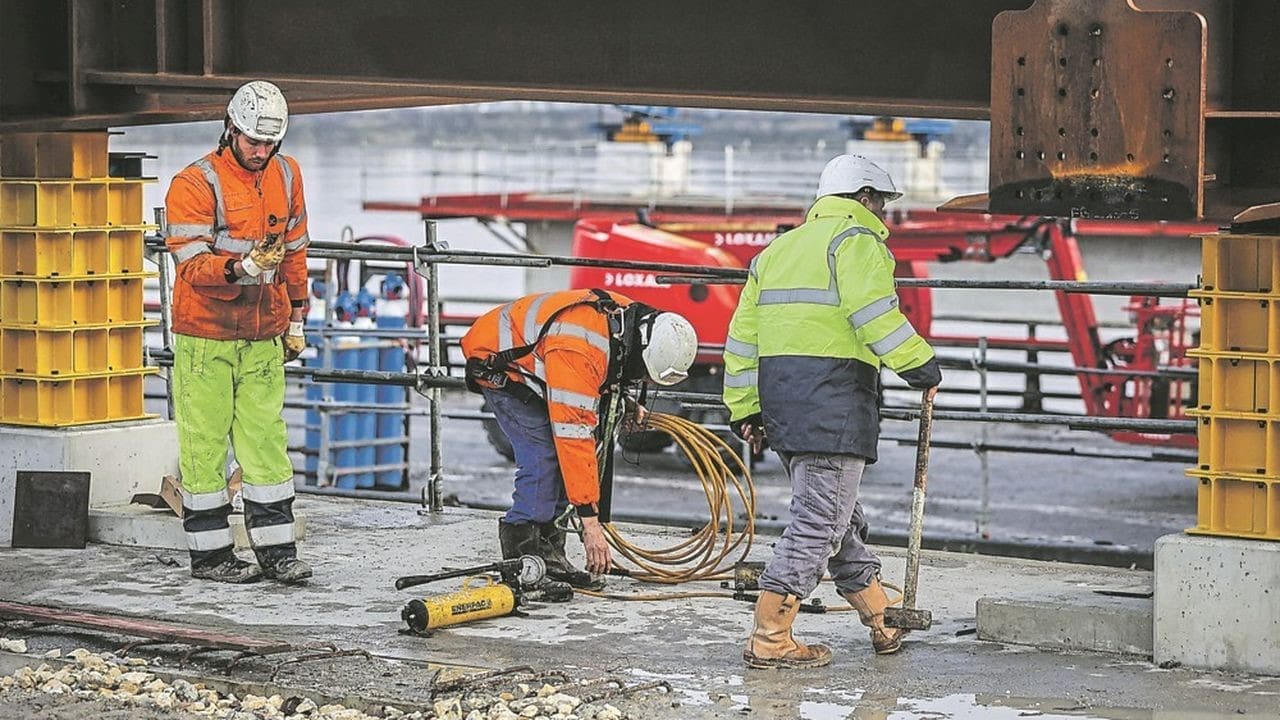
[[0, 640, 626, 719]]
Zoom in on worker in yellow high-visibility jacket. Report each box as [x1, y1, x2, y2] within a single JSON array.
[[724, 154, 942, 668]]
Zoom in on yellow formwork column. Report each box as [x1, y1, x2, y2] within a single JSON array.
[[1186, 231, 1280, 540], [0, 131, 157, 427]]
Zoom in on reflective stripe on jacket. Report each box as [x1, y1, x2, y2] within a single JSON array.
[[722, 195, 935, 459], [461, 290, 631, 506], [165, 149, 310, 340]]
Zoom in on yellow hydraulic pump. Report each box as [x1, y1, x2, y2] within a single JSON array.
[[397, 555, 570, 634], [402, 575, 517, 632]]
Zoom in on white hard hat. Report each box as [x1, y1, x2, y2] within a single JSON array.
[[227, 81, 289, 143], [815, 154, 902, 201], [641, 312, 698, 386]]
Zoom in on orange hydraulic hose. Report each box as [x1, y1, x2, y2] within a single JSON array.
[[602, 412, 755, 584]]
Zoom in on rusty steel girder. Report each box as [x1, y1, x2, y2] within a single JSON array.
[[990, 0, 1207, 220], [942, 0, 1280, 222], [2, 0, 1279, 221]]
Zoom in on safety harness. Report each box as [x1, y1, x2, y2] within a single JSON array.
[[465, 289, 657, 400]]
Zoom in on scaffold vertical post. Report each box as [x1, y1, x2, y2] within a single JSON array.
[[425, 220, 445, 512], [974, 336, 992, 539], [1023, 321, 1043, 412], [317, 254, 339, 487], [153, 207, 175, 421]]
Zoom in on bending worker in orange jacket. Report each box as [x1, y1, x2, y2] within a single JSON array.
[[164, 80, 311, 584], [462, 290, 697, 588]]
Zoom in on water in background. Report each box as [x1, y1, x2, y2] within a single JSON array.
[[111, 104, 991, 304]]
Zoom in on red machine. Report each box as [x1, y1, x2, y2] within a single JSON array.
[[568, 210, 1205, 448]]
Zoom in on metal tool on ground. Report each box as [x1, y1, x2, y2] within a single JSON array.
[[0, 600, 293, 657], [397, 555, 572, 634], [394, 555, 546, 591], [884, 388, 937, 631], [713, 560, 827, 613]]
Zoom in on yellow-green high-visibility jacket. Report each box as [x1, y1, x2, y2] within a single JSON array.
[[722, 195, 938, 460]]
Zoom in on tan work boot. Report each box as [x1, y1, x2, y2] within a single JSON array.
[[841, 577, 905, 655], [743, 591, 832, 669]]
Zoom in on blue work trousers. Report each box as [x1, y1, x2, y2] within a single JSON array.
[[758, 452, 881, 599], [483, 388, 568, 524]]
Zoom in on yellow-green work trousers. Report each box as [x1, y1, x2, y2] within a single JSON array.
[[172, 334, 298, 567]]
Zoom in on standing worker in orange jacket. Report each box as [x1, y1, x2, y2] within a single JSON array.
[[164, 80, 311, 584], [461, 290, 697, 589]]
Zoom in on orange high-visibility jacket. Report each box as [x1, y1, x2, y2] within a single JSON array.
[[164, 149, 309, 340], [461, 290, 632, 508]]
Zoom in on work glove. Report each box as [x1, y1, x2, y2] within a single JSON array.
[[898, 357, 942, 390], [730, 412, 767, 454], [241, 234, 285, 277], [282, 321, 306, 362]]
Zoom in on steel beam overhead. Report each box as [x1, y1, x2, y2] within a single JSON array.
[[3, 1, 1280, 220], [1, 0, 1027, 128]]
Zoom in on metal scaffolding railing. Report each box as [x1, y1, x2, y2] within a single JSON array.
[[144, 221, 1199, 515]]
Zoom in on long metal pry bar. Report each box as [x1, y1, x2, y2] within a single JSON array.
[[885, 388, 935, 630]]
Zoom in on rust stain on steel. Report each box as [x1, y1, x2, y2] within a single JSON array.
[[0, 600, 293, 655], [989, 0, 1206, 220]]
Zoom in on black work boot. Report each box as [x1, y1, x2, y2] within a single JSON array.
[[539, 521, 605, 590], [498, 520, 543, 559], [254, 545, 312, 584], [498, 520, 573, 593], [190, 550, 263, 584]]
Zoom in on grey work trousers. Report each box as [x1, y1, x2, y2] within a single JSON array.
[[757, 452, 881, 599]]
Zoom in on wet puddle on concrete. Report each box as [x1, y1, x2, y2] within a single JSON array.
[[793, 693, 1263, 719], [626, 668, 1274, 719]]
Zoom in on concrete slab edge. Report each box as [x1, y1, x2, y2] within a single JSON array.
[[976, 597, 1153, 656]]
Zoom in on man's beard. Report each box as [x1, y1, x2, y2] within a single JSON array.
[[231, 142, 267, 171]]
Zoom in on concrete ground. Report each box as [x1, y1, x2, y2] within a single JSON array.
[[2, 498, 1279, 719]]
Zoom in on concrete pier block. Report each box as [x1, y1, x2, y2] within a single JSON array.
[[1154, 533, 1280, 675], [0, 420, 179, 546]]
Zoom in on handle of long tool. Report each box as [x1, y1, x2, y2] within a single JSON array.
[[395, 563, 497, 591], [395, 575, 439, 591], [901, 388, 935, 611]]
